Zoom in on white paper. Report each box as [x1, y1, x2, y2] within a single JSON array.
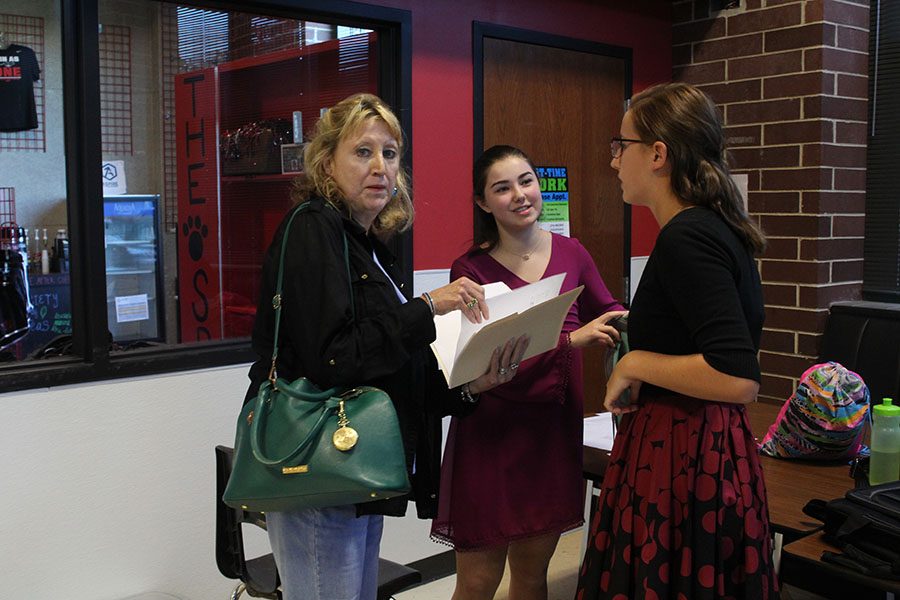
[[583, 412, 615, 451], [115, 293, 150, 323], [431, 273, 580, 387], [456, 275, 563, 357]]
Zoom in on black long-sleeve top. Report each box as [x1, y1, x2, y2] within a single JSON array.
[[628, 206, 764, 395], [247, 197, 464, 517]]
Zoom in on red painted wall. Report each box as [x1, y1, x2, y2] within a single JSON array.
[[361, 0, 671, 267]]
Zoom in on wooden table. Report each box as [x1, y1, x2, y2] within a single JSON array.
[[582, 445, 610, 486], [780, 532, 900, 598], [746, 402, 855, 539]]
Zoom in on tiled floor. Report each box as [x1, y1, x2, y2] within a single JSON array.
[[394, 527, 828, 600]]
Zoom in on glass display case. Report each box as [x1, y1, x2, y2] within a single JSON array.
[[103, 194, 164, 343], [174, 33, 378, 342]]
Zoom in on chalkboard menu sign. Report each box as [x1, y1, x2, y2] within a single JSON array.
[[7, 273, 72, 359], [28, 273, 72, 337]]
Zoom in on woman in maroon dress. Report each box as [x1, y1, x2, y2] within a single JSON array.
[[576, 83, 778, 599], [431, 145, 625, 599]]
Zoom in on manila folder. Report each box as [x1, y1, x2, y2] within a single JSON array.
[[442, 285, 583, 388]]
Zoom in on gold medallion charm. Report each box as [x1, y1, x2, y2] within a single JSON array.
[[333, 399, 358, 451], [333, 426, 358, 451]]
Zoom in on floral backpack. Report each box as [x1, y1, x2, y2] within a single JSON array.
[[759, 361, 870, 460]]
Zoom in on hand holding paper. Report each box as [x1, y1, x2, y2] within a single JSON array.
[[466, 333, 531, 395], [430, 273, 583, 387], [425, 275, 490, 323]]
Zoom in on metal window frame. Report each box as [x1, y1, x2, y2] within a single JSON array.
[[0, 0, 412, 393]]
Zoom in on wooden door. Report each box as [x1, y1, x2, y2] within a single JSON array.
[[480, 33, 629, 414]]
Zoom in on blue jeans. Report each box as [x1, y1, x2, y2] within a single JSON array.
[[266, 505, 384, 600]]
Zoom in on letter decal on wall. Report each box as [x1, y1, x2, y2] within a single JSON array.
[[175, 69, 223, 341]]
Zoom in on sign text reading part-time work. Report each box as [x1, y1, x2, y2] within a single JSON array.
[[535, 166, 568, 201], [535, 166, 570, 237]]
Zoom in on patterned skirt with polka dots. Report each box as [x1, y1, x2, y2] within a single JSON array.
[[576, 392, 780, 600]]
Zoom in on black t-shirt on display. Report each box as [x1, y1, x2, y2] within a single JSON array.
[[0, 44, 41, 132]]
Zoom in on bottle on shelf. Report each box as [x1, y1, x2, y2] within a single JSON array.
[[40, 228, 49, 275], [32, 227, 40, 270], [869, 398, 900, 485], [17, 227, 28, 270], [53, 228, 68, 273]]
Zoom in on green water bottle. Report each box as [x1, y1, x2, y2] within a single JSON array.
[[869, 398, 900, 485]]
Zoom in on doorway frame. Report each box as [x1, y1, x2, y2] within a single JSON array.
[[472, 21, 634, 302]]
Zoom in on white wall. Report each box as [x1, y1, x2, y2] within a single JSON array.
[[0, 364, 448, 600], [630, 255, 647, 302]]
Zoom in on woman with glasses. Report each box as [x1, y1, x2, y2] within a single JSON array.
[[431, 144, 626, 600], [577, 83, 778, 599]]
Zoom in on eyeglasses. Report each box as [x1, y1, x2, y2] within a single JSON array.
[[610, 137, 644, 159]]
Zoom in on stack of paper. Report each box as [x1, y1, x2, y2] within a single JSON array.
[[430, 272, 583, 387]]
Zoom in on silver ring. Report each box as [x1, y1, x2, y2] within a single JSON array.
[[498, 367, 508, 376], [510, 362, 519, 370]]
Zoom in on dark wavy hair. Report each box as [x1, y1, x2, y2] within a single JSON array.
[[470, 144, 539, 253], [292, 93, 413, 241], [629, 82, 766, 254]]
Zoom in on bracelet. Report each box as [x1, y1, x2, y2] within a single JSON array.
[[421, 292, 435, 316], [460, 382, 479, 404]]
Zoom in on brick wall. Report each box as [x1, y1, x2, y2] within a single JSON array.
[[672, 0, 870, 402]]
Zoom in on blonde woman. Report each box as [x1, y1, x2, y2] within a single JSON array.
[[247, 94, 527, 600]]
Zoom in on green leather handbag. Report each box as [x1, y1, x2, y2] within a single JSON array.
[[223, 202, 411, 512]]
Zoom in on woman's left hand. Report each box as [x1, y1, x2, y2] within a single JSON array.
[[468, 334, 530, 394], [603, 354, 642, 415]]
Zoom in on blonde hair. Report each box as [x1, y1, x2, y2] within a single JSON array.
[[293, 93, 413, 240], [630, 82, 766, 254]]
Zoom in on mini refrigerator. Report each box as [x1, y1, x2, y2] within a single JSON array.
[[103, 194, 164, 343]]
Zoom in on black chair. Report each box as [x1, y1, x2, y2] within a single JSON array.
[[215, 445, 281, 600], [820, 302, 900, 405], [376, 559, 423, 600], [215, 445, 423, 600]]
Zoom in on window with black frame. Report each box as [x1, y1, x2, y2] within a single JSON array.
[[103, 1, 379, 347], [866, 0, 900, 303], [0, 0, 408, 390], [0, 4, 71, 364]]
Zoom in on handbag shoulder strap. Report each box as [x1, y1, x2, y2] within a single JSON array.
[[269, 200, 353, 385]]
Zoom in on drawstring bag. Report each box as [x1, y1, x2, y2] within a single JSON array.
[[759, 361, 870, 460]]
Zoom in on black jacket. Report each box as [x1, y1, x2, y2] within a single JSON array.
[[247, 197, 466, 518]]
